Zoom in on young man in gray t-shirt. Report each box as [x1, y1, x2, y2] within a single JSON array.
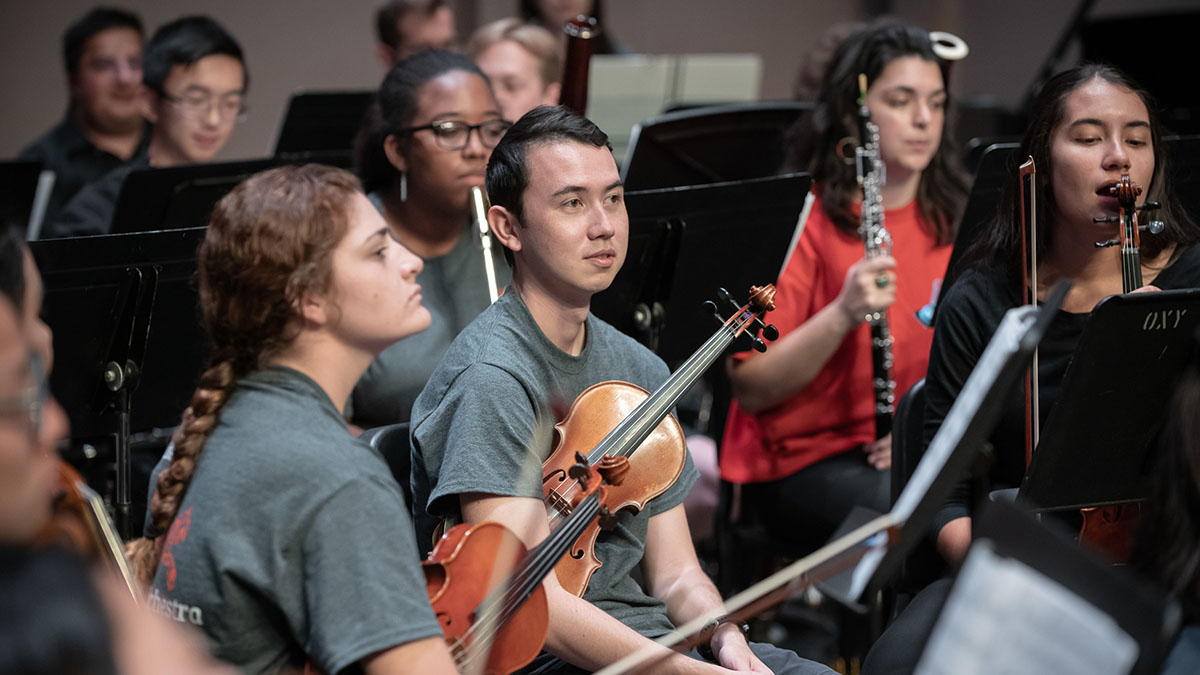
[[411, 106, 832, 675]]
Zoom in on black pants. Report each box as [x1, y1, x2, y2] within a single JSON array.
[[744, 447, 891, 555], [861, 577, 954, 675]]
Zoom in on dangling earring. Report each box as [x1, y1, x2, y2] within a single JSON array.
[[400, 172, 408, 202]]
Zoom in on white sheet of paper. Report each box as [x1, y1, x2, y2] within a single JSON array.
[[915, 541, 1138, 675]]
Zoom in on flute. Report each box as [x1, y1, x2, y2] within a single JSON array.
[[470, 186, 500, 304]]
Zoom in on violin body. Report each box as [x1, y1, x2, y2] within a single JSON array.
[[424, 521, 548, 675], [1078, 503, 1141, 563], [34, 461, 101, 557], [542, 381, 686, 596]]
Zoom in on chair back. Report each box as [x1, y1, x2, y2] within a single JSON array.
[[360, 422, 413, 510]]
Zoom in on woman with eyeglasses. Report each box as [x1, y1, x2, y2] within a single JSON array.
[[350, 49, 513, 427]]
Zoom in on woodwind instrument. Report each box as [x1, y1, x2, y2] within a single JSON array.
[[471, 186, 500, 304], [559, 16, 598, 115], [855, 73, 895, 440]]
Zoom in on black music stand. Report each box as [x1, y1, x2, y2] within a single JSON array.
[[0, 160, 43, 233], [272, 90, 373, 156], [601, 290, 1065, 675], [1018, 289, 1200, 511], [620, 102, 812, 191], [816, 281, 1068, 612], [592, 173, 811, 366], [109, 158, 281, 234], [31, 228, 209, 538], [917, 499, 1179, 675], [936, 141, 1020, 308]]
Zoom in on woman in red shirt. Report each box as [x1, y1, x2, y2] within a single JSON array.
[[721, 23, 968, 552]]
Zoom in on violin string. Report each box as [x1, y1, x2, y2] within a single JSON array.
[[460, 493, 602, 651], [550, 312, 755, 512], [586, 318, 743, 464]]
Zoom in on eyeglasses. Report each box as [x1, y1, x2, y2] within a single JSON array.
[[402, 119, 512, 151], [0, 350, 48, 441], [162, 91, 248, 122]]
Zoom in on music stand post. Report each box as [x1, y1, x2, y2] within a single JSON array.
[[32, 228, 210, 539]]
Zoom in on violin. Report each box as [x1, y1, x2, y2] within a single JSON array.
[[35, 460, 141, 601], [558, 15, 598, 116], [424, 453, 628, 675], [1076, 174, 1166, 561], [1092, 174, 1164, 292], [542, 286, 777, 595]]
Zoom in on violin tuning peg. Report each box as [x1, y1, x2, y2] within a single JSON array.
[[751, 337, 767, 353], [1146, 220, 1165, 234], [703, 300, 722, 324], [761, 323, 780, 341], [1141, 201, 1162, 211], [716, 287, 733, 304]]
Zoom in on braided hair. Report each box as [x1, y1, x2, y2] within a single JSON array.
[[126, 164, 360, 582]]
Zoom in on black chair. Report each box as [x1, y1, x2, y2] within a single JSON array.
[[890, 379, 927, 507], [360, 422, 413, 510]]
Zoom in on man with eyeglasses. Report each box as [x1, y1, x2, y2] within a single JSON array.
[[20, 8, 148, 227], [46, 16, 248, 239]]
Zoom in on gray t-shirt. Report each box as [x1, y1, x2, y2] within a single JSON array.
[[148, 367, 441, 675], [349, 192, 512, 426], [410, 291, 699, 638]]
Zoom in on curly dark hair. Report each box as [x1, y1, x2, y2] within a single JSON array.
[[801, 22, 968, 245]]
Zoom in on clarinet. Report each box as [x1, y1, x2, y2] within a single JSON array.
[[855, 74, 895, 440]]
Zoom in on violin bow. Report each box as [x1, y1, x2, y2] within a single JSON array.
[[1018, 157, 1040, 466]]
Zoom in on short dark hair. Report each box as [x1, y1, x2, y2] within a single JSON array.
[[486, 105, 611, 266], [62, 6, 143, 78], [356, 49, 487, 193], [375, 0, 446, 50], [142, 15, 247, 94], [486, 105, 610, 222]]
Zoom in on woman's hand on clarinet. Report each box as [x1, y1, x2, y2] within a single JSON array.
[[835, 256, 898, 326], [862, 433, 892, 470]]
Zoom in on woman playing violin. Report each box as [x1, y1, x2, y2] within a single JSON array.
[[862, 63, 1200, 675], [926, 63, 1200, 569], [721, 23, 968, 554], [351, 49, 513, 427], [126, 165, 457, 674]]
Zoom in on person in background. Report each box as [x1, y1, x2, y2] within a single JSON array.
[[350, 49, 511, 427], [375, 0, 457, 67], [125, 165, 456, 674], [19, 7, 147, 227], [520, 0, 630, 55], [1132, 328, 1200, 675], [47, 15, 248, 239], [721, 23, 968, 557], [863, 62, 1200, 675], [0, 227, 231, 675], [468, 18, 561, 123]]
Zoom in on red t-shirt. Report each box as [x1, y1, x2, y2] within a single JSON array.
[[719, 194, 951, 483]]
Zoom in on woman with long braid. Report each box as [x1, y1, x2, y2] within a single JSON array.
[[125, 164, 455, 674]]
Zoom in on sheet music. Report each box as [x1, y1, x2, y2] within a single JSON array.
[[914, 542, 1138, 675]]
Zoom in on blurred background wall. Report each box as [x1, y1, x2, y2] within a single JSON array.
[[1, 0, 1195, 160]]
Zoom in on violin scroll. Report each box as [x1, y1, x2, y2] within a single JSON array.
[[707, 285, 779, 352]]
